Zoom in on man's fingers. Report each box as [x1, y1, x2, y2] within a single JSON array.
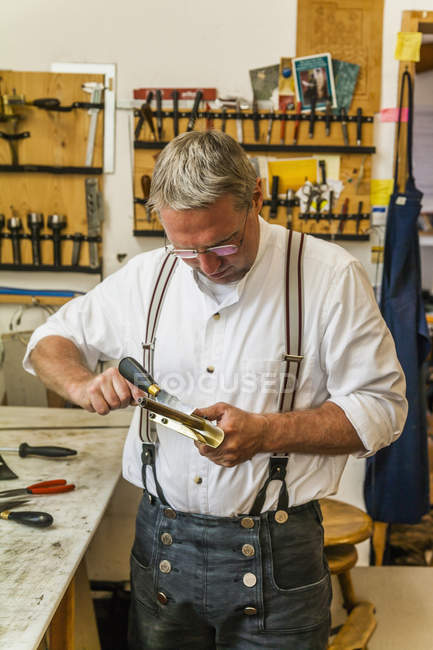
[[194, 402, 228, 421]]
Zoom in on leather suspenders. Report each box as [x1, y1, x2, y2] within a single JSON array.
[[140, 229, 305, 512]]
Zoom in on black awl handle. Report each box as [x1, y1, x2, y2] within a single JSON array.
[[19, 443, 77, 458], [7, 510, 53, 527], [118, 357, 156, 393]]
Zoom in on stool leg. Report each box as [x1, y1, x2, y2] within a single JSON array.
[[337, 569, 357, 613], [372, 521, 388, 566]]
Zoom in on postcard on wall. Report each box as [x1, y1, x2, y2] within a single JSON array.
[[292, 53, 337, 112]]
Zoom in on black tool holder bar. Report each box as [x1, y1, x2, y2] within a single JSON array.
[[0, 132, 31, 141], [33, 102, 104, 112], [298, 212, 370, 221], [135, 140, 375, 155], [1, 233, 101, 242], [0, 164, 102, 174], [134, 109, 374, 124]]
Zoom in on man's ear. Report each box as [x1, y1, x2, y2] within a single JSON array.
[[252, 177, 264, 215]]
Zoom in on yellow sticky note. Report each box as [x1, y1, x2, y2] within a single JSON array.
[[395, 32, 422, 62], [267, 158, 317, 193], [313, 155, 340, 180], [371, 179, 394, 206]]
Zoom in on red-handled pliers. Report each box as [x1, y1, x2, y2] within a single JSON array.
[[0, 479, 75, 498]]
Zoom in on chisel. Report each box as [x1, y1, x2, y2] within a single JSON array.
[[7, 217, 23, 265], [186, 90, 203, 132], [325, 99, 332, 136], [356, 107, 363, 146], [141, 174, 152, 222], [0, 499, 53, 528], [235, 100, 243, 143], [356, 201, 363, 234], [221, 106, 227, 133], [172, 90, 179, 137], [340, 106, 349, 146], [309, 93, 317, 139], [266, 108, 274, 145], [71, 232, 83, 266], [252, 96, 260, 142], [269, 176, 280, 219], [338, 197, 349, 233], [0, 443, 77, 457], [285, 189, 294, 228], [280, 102, 288, 145], [155, 89, 163, 140], [293, 101, 302, 145], [47, 214, 66, 267], [27, 212, 44, 266]]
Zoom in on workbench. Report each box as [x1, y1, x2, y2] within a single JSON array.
[[0, 406, 134, 650]]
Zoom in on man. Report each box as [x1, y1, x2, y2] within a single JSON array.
[[24, 131, 407, 649]]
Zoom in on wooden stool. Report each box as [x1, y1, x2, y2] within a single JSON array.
[[321, 499, 377, 650]]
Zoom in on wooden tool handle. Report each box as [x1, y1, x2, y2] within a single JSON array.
[[119, 357, 159, 395], [19, 443, 77, 458]]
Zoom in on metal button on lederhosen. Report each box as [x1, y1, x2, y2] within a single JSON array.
[[161, 532, 173, 545], [242, 544, 255, 557]]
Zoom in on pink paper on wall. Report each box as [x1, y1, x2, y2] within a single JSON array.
[[380, 107, 409, 123]]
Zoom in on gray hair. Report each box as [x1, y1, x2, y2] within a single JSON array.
[[148, 130, 257, 213]]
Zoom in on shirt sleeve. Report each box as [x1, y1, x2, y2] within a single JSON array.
[[322, 260, 408, 457]]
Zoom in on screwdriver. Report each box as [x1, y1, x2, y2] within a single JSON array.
[[141, 174, 152, 223], [0, 443, 77, 458], [0, 499, 53, 528]]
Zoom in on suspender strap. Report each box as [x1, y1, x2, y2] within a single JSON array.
[[249, 229, 305, 516], [141, 443, 170, 505]]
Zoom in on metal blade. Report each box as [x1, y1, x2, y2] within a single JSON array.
[[0, 454, 18, 480], [0, 498, 29, 511], [0, 487, 26, 497]]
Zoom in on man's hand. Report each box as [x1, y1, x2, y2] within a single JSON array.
[[69, 367, 144, 415], [193, 402, 268, 467]]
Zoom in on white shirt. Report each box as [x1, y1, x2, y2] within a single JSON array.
[[24, 218, 407, 516]]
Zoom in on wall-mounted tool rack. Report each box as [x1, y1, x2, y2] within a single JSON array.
[[0, 70, 105, 276], [133, 105, 374, 238]]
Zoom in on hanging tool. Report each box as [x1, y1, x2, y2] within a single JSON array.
[[252, 96, 260, 142], [135, 91, 155, 141], [71, 232, 84, 266], [328, 190, 334, 226], [186, 90, 203, 132], [293, 101, 302, 145], [7, 217, 23, 265], [285, 189, 294, 228], [0, 454, 18, 480], [118, 357, 224, 448], [325, 100, 332, 137], [235, 100, 243, 144], [82, 82, 104, 167], [318, 159, 327, 186], [47, 214, 66, 267], [205, 102, 214, 131], [172, 90, 179, 137], [0, 500, 53, 528], [266, 107, 275, 145], [340, 106, 349, 146], [356, 201, 364, 234], [155, 89, 163, 140], [85, 178, 104, 268], [141, 174, 152, 223], [221, 106, 227, 133], [0, 214, 4, 263], [280, 102, 288, 145], [0, 442, 77, 457], [27, 212, 44, 266], [308, 92, 317, 139], [0, 479, 75, 499], [355, 155, 367, 194], [356, 107, 363, 146], [269, 176, 280, 219], [338, 197, 350, 233]]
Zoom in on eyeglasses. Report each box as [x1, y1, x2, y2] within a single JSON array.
[[165, 210, 249, 260]]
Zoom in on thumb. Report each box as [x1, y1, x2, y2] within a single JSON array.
[[193, 402, 228, 422]]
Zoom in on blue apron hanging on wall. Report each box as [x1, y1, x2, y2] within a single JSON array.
[[364, 70, 431, 525]]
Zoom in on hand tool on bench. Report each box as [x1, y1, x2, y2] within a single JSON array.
[[118, 357, 224, 448], [7, 217, 23, 265], [171, 89, 179, 137], [27, 212, 44, 266], [186, 90, 203, 132], [252, 96, 260, 142], [340, 106, 349, 146], [82, 82, 104, 166], [325, 99, 332, 137], [0, 499, 53, 528], [155, 89, 163, 140], [293, 101, 302, 145], [141, 174, 152, 222], [85, 178, 104, 268], [0, 443, 77, 458], [0, 454, 18, 480], [269, 176, 280, 219], [356, 107, 363, 146], [47, 214, 66, 267], [0, 479, 75, 499]]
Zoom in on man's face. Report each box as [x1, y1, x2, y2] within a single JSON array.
[[160, 182, 263, 285]]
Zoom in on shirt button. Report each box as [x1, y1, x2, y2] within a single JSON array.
[[275, 510, 288, 524], [243, 606, 257, 616], [157, 592, 168, 605], [240, 517, 255, 529], [161, 532, 173, 545], [243, 572, 257, 587], [242, 544, 255, 557], [194, 476, 203, 484], [164, 508, 177, 519], [159, 560, 172, 574], [213, 312, 220, 320], [206, 366, 215, 373]]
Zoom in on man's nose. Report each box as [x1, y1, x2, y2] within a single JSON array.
[[197, 252, 222, 275]]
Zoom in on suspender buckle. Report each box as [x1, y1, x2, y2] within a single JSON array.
[[283, 354, 303, 363], [142, 340, 155, 351]]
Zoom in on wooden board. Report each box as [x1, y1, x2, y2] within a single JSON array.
[[133, 109, 374, 237], [0, 71, 104, 268], [296, 0, 384, 114]]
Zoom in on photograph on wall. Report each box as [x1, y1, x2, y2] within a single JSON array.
[[292, 53, 337, 111]]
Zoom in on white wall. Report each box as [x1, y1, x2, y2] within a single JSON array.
[[1, 0, 430, 573]]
